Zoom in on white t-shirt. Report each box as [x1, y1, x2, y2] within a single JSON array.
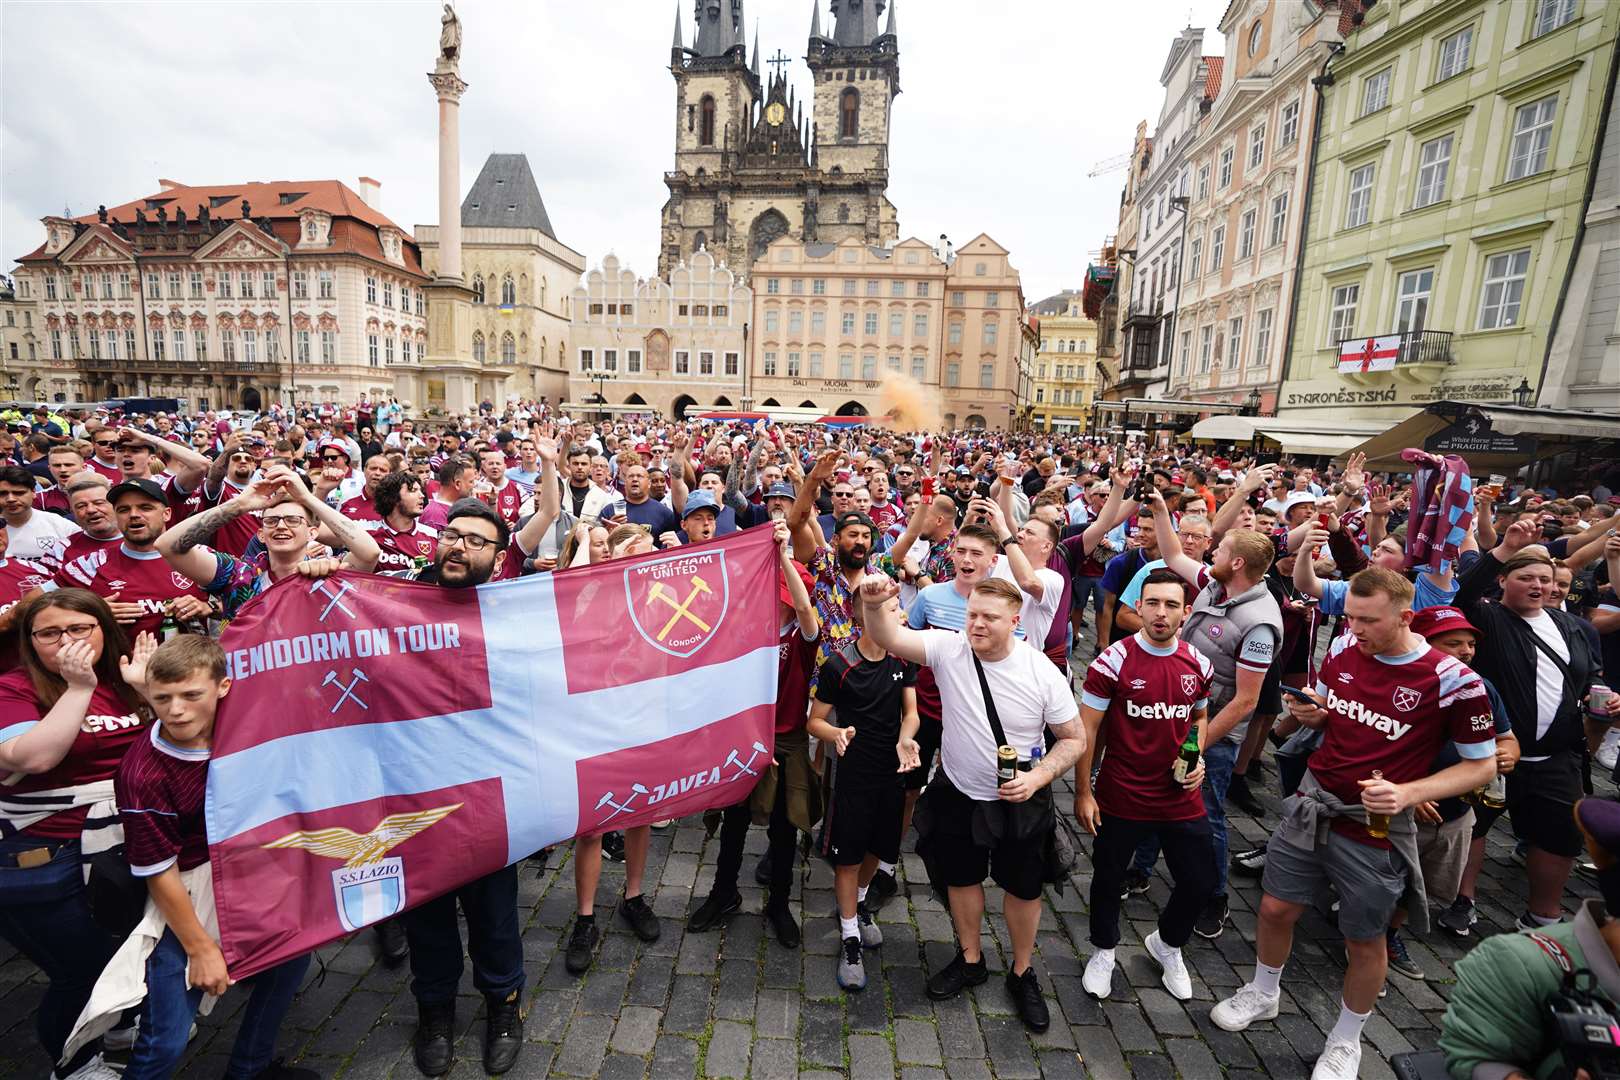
[[990, 557, 1065, 650], [6, 509, 81, 565], [1521, 609, 1570, 759], [921, 630, 1079, 801]]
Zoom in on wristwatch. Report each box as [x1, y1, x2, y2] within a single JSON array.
[[999, 535, 1017, 552]]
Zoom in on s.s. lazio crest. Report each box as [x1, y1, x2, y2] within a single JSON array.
[[261, 804, 461, 932], [624, 549, 730, 659]]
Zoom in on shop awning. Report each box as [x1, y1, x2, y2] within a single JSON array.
[[1347, 401, 1620, 470], [1186, 414, 1392, 457]]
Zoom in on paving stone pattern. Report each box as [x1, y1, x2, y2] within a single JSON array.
[[1, 646, 1601, 1078]]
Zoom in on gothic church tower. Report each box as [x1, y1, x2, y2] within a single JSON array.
[[659, 0, 900, 281]]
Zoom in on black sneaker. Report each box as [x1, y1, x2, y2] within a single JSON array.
[[1227, 773, 1264, 817], [767, 904, 801, 948], [601, 831, 626, 862], [754, 850, 772, 886], [564, 918, 598, 974], [241, 1060, 321, 1080], [1194, 895, 1228, 940], [687, 889, 741, 932], [1436, 895, 1478, 938], [926, 950, 989, 1000], [482, 990, 524, 1075], [1386, 932, 1424, 981], [1120, 868, 1151, 900], [412, 1000, 455, 1077], [865, 868, 899, 912], [373, 917, 408, 965], [1005, 967, 1051, 1033], [618, 893, 661, 942], [1230, 847, 1267, 876]]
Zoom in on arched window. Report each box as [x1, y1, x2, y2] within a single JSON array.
[[472, 274, 485, 304], [472, 332, 485, 362], [839, 88, 859, 139], [700, 95, 716, 146], [1077, 340, 1088, 353], [500, 273, 515, 306], [694, 231, 707, 251], [501, 332, 515, 364]]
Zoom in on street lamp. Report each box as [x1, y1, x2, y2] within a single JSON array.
[[1243, 388, 1262, 416], [1512, 378, 1532, 407]]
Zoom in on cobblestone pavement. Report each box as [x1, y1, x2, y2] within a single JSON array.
[[3, 659, 1605, 1079]]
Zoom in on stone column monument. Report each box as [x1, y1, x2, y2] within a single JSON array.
[[416, 3, 484, 414]]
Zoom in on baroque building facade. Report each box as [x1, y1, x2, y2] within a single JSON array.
[[10, 178, 427, 408], [566, 250, 751, 419], [1169, 0, 1346, 413], [1279, 0, 1620, 421], [658, 0, 900, 282], [749, 233, 1031, 430], [416, 153, 585, 408], [1028, 290, 1100, 433]]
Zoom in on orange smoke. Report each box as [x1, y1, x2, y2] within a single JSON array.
[[877, 371, 942, 433]]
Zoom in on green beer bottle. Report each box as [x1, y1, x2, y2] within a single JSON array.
[[1172, 722, 1200, 784]]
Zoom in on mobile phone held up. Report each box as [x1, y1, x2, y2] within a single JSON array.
[[1279, 685, 1317, 706]]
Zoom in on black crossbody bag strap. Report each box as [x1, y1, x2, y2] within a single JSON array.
[[971, 654, 1009, 748], [1518, 614, 1584, 705]]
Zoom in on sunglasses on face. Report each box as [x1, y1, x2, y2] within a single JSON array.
[[321, 454, 347, 463]]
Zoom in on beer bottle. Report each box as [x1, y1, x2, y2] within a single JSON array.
[[1172, 722, 1201, 784], [159, 606, 180, 643], [1365, 769, 1390, 839]]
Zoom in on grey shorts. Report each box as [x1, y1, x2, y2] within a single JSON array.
[[1416, 810, 1474, 909], [1262, 830, 1408, 941]]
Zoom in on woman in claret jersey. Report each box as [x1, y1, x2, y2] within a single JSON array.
[[0, 590, 155, 1079]]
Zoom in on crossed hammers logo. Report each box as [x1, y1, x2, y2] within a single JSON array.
[[321, 667, 370, 713], [723, 741, 770, 781], [308, 578, 357, 622], [594, 783, 649, 823], [648, 576, 713, 641]]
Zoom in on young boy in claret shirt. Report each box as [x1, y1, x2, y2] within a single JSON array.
[[116, 635, 317, 1080]]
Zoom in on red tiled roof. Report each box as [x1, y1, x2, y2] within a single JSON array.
[[14, 179, 425, 278], [1202, 56, 1224, 101]]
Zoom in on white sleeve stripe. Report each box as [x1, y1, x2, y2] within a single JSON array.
[[1439, 683, 1487, 709], [130, 855, 177, 877], [1456, 740, 1495, 760], [1080, 690, 1113, 712]]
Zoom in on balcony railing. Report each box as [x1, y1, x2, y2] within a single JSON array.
[[1122, 298, 1162, 327], [78, 356, 277, 376], [1336, 329, 1454, 371]]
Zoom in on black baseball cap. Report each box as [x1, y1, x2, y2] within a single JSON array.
[[107, 478, 168, 505], [833, 511, 875, 536]]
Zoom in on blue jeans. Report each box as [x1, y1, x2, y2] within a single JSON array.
[[1132, 737, 1238, 899], [1071, 575, 1105, 621], [403, 863, 524, 1005], [0, 837, 119, 1072], [124, 929, 309, 1080]]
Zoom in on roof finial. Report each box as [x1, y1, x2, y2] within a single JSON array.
[[885, 0, 897, 39], [671, 1, 683, 51], [809, 0, 822, 40], [752, 22, 761, 75]]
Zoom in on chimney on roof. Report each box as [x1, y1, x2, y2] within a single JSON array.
[[157, 179, 182, 192], [358, 176, 382, 210]]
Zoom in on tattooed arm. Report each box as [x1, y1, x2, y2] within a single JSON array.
[[283, 468, 381, 573], [156, 494, 255, 584]]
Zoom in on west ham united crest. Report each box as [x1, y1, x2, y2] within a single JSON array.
[[1392, 686, 1421, 713], [624, 550, 730, 659], [1180, 673, 1200, 697]]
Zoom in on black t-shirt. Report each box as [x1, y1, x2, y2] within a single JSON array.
[[566, 482, 592, 519], [814, 646, 916, 786]]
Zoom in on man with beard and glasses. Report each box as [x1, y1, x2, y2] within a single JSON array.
[[1076, 570, 1215, 1004], [374, 500, 528, 1076], [42, 479, 213, 640], [154, 465, 381, 623]]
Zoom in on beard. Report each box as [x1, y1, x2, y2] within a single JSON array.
[[836, 545, 868, 570], [434, 548, 493, 588]]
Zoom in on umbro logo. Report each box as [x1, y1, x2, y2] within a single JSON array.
[[106, 579, 127, 590], [1337, 672, 1354, 683], [1130, 678, 1147, 690]]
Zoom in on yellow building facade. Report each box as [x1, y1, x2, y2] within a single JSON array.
[[1028, 289, 1099, 433]]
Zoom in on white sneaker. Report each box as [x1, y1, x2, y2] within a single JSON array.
[[1145, 930, 1193, 1000], [1598, 728, 1620, 771], [1082, 948, 1116, 999], [1210, 982, 1281, 1031], [1311, 1036, 1362, 1080], [60, 1054, 122, 1080]]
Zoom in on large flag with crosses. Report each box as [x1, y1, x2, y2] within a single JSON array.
[[205, 527, 780, 978]]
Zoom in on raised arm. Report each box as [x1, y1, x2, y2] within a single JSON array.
[[776, 520, 817, 640], [281, 466, 381, 573], [1473, 487, 1498, 550], [156, 474, 288, 584], [1294, 524, 1330, 600], [884, 488, 931, 569], [979, 497, 1044, 601], [513, 436, 562, 556], [124, 426, 208, 492], [202, 431, 244, 498], [1213, 463, 1273, 538], [1145, 490, 1202, 584], [669, 428, 692, 516], [790, 449, 838, 564], [857, 574, 929, 665]]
